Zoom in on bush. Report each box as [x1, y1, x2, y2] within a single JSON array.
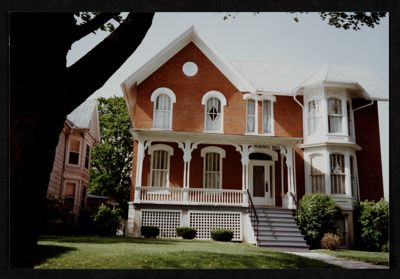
[[210, 229, 234, 242], [381, 241, 389, 252], [93, 204, 122, 236], [141, 226, 160, 238], [358, 199, 389, 251], [76, 209, 96, 235], [295, 193, 341, 248], [176, 227, 197, 239], [321, 233, 341, 250]]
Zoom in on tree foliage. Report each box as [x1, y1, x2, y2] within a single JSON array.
[[89, 96, 133, 218], [295, 193, 342, 248]]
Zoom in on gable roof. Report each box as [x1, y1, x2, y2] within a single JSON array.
[[230, 61, 388, 101], [67, 99, 98, 129], [122, 26, 256, 93]]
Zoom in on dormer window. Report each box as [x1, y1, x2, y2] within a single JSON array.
[[201, 91, 227, 133], [151, 87, 176, 130], [328, 98, 343, 133]]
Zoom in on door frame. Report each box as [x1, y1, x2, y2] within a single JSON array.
[[248, 159, 275, 206]]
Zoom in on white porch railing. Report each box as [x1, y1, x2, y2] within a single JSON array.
[[135, 186, 247, 206]]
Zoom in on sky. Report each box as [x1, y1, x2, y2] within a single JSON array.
[[66, 12, 389, 199]]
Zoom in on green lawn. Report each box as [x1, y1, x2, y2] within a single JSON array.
[[35, 235, 339, 269], [315, 249, 389, 266]]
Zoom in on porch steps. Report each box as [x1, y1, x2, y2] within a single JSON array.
[[250, 207, 309, 250]]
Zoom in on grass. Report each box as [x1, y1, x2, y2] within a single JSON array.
[[34, 235, 339, 269], [315, 249, 389, 266]]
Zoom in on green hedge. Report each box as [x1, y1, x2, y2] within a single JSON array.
[[176, 227, 197, 239], [141, 226, 160, 238], [210, 229, 233, 242], [295, 193, 341, 248]]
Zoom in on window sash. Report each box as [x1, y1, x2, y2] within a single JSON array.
[[330, 154, 345, 194], [206, 97, 222, 131], [247, 99, 256, 133], [262, 100, 272, 134], [154, 94, 172, 129], [310, 155, 325, 193], [84, 145, 90, 169], [328, 98, 343, 133], [204, 152, 221, 189], [308, 100, 322, 136], [151, 150, 169, 187]]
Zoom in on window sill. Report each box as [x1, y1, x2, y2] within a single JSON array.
[[203, 130, 224, 134], [151, 128, 173, 131]]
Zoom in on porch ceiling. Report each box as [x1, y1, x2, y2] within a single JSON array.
[[131, 129, 302, 147]]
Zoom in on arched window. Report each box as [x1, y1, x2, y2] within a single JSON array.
[[201, 91, 227, 132], [309, 154, 325, 193], [151, 88, 176, 129], [328, 98, 343, 133], [308, 99, 322, 136], [148, 144, 174, 187], [330, 153, 345, 194], [201, 147, 226, 189]]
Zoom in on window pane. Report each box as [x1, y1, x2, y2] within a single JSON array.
[[151, 150, 169, 187], [70, 140, 80, 152], [206, 97, 221, 131], [69, 152, 79, 165], [310, 155, 325, 193], [262, 100, 272, 133], [154, 94, 172, 129], [330, 154, 345, 194], [204, 152, 221, 188]]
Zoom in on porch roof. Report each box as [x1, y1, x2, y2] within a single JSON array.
[[131, 129, 302, 147]]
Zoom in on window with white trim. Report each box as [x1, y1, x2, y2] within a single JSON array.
[[246, 99, 256, 133], [201, 91, 227, 133], [308, 100, 322, 136], [149, 144, 173, 187], [68, 138, 81, 165], [151, 88, 176, 129], [328, 98, 343, 133], [330, 154, 346, 194], [201, 147, 225, 189], [347, 101, 353, 136], [262, 100, 273, 134], [310, 155, 325, 193], [350, 155, 358, 198]]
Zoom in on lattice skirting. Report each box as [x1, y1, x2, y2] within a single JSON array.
[[189, 211, 242, 241], [141, 210, 182, 238], [140, 209, 242, 240]]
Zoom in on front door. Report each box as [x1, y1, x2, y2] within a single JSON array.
[[248, 160, 274, 206]]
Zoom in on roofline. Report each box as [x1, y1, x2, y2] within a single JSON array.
[[121, 25, 256, 93]]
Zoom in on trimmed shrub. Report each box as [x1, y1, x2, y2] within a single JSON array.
[[210, 229, 233, 242], [93, 204, 122, 236], [141, 226, 160, 238], [321, 233, 341, 250], [358, 199, 389, 251], [295, 193, 341, 248], [176, 227, 197, 239]]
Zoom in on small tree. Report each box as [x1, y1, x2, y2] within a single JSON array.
[[357, 199, 389, 251], [93, 204, 122, 236], [295, 193, 341, 248]]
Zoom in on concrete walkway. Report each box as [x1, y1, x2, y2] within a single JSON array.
[[287, 251, 389, 269]]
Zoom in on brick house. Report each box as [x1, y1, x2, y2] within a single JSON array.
[[47, 99, 100, 213], [121, 26, 387, 248]]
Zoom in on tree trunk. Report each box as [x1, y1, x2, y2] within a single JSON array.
[[10, 12, 153, 267]]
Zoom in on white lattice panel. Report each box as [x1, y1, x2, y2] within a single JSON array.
[[141, 210, 182, 238], [189, 211, 242, 241]]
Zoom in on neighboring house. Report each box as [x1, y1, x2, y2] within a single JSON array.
[[47, 99, 100, 213], [121, 26, 387, 248]]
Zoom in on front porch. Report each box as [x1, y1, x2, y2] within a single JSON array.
[[131, 129, 303, 209]]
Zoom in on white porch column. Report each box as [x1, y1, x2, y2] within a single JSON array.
[[177, 141, 199, 203], [234, 144, 249, 206], [134, 139, 152, 203], [282, 146, 296, 209]]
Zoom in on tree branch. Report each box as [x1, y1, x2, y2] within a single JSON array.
[[66, 13, 154, 102], [71, 12, 120, 42]]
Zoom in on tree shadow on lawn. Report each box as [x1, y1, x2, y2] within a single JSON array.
[[40, 235, 186, 245], [130, 251, 341, 269], [33, 244, 77, 266]]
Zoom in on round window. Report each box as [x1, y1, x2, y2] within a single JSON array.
[[182, 61, 198, 77]]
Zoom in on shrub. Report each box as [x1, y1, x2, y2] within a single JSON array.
[[41, 196, 64, 235], [76, 209, 96, 235], [210, 229, 234, 242], [141, 226, 160, 238], [358, 199, 389, 251], [176, 227, 197, 239], [93, 204, 122, 236], [381, 241, 389, 252], [295, 193, 341, 248], [321, 233, 341, 250]]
